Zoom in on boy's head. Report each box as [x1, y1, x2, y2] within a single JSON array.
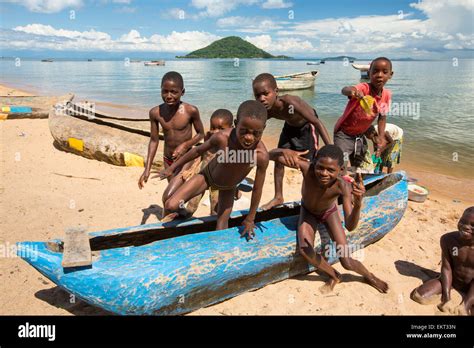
[[365, 125, 378, 141], [252, 73, 278, 110], [161, 71, 185, 106], [311, 145, 344, 187], [458, 206, 474, 241], [235, 100, 267, 149], [209, 109, 233, 134], [369, 57, 393, 90]]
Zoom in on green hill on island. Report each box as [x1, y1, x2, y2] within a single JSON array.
[[177, 36, 290, 59]]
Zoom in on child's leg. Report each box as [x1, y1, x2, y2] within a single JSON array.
[[261, 162, 284, 210], [410, 278, 442, 305], [163, 174, 208, 218], [215, 189, 235, 230], [162, 161, 194, 205], [463, 281, 473, 315], [297, 207, 342, 293], [325, 212, 389, 293]]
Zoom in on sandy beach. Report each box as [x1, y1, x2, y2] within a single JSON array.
[[1, 83, 473, 316]]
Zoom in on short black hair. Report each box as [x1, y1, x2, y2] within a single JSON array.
[[253, 73, 277, 89], [313, 145, 344, 166], [210, 109, 233, 126], [161, 71, 184, 89], [370, 57, 392, 71], [236, 100, 267, 123], [463, 206, 474, 216]]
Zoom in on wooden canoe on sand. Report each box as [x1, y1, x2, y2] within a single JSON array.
[[17, 172, 408, 315], [0, 94, 74, 119], [49, 102, 162, 167], [275, 71, 319, 91]]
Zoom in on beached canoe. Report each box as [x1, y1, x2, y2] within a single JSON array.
[[0, 94, 74, 119], [352, 63, 370, 79], [48, 102, 163, 167], [17, 172, 408, 315], [144, 60, 165, 66], [275, 71, 319, 91]]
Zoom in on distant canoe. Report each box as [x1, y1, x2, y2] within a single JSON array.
[[306, 62, 320, 65], [17, 172, 407, 315], [41, 59, 53, 62], [352, 63, 370, 80], [275, 71, 319, 91], [144, 60, 165, 66], [48, 102, 163, 167]]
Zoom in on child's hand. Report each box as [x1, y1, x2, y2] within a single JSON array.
[[352, 89, 364, 99], [138, 170, 150, 189], [352, 173, 365, 206], [172, 143, 188, 159], [282, 149, 309, 169], [151, 167, 173, 180], [240, 218, 256, 240]]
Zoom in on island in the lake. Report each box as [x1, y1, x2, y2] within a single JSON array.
[[176, 36, 291, 59]]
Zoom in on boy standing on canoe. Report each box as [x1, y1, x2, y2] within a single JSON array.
[[270, 145, 389, 293], [411, 206, 474, 315], [334, 57, 393, 171], [252, 73, 332, 211], [155, 100, 269, 239], [138, 71, 205, 215]]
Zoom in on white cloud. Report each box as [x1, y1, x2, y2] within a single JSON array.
[[190, 0, 259, 17], [261, 0, 292, 9], [6, 24, 220, 52], [245, 34, 313, 53], [7, 0, 83, 13], [217, 16, 285, 33]]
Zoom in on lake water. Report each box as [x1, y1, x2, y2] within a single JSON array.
[[1, 59, 473, 178]]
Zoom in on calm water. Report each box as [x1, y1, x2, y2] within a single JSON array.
[[1, 59, 473, 178]]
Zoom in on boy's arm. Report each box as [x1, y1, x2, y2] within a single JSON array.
[[287, 96, 331, 145], [241, 147, 269, 240], [341, 173, 365, 231], [155, 133, 220, 180], [439, 235, 453, 304], [172, 106, 205, 159], [375, 132, 394, 157], [269, 148, 310, 175], [342, 86, 364, 99], [376, 115, 387, 149], [138, 110, 159, 189]]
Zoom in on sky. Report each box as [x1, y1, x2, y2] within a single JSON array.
[[0, 0, 473, 58]]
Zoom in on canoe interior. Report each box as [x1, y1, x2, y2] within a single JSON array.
[[47, 173, 391, 253]]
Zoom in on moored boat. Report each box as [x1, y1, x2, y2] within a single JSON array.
[[352, 63, 370, 80], [275, 70, 319, 91], [144, 60, 165, 66], [18, 172, 408, 315]]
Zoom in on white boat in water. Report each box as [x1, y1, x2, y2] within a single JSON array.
[[352, 63, 370, 79], [275, 71, 319, 91], [306, 61, 320, 65], [144, 60, 165, 66]]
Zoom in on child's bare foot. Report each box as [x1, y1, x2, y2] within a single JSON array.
[[319, 277, 341, 294], [161, 212, 179, 223], [410, 288, 440, 305], [260, 197, 284, 211], [364, 273, 389, 293]]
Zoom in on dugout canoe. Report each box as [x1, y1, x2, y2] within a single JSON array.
[[48, 101, 163, 167], [17, 172, 408, 315], [275, 71, 319, 91], [0, 94, 74, 119]]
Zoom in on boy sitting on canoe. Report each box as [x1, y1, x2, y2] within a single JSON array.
[[155, 100, 269, 239], [410, 206, 474, 315], [138, 71, 205, 217], [270, 145, 389, 293], [365, 123, 403, 174], [334, 57, 393, 171], [252, 73, 332, 211], [184, 109, 237, 216]]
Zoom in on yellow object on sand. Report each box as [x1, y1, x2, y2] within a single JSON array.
[[68, 137, 84, 152], [124, 152, 144, 167], [360, 95, 375, 115], [0, 113, 8, 120], [1, 106, 11, 113]]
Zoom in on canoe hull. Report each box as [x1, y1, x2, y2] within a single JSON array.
[[275, 71, 319, 91], [18, 172, 408, 315]]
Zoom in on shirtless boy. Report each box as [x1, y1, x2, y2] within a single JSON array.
[[155, 100, 269, 238], [138, 71, 205, 215], [270, 145, 389, 293], [252, 73, 332, 210], [411, 207, 474, 315]]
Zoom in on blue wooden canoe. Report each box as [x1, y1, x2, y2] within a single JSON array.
[[17, 172, 408, 315]]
